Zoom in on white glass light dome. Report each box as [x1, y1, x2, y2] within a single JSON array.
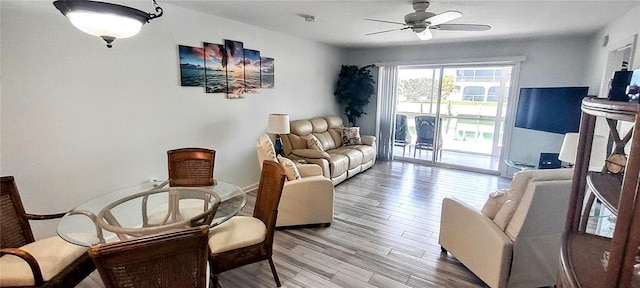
[[67, 11, 144, 39], [53, 0, 163, 48]]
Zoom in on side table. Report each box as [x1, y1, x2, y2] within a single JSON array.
[[505, 160, 537, 171]]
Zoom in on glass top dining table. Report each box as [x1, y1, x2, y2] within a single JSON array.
[[57, 180, 246, 247]]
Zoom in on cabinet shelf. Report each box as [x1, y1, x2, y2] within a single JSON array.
[[586, 172, 623, 215], [561, 233, 640, 288], [560, 233, 610, 288], [582, 97, 638, 122], [558, 98, 640, 288]]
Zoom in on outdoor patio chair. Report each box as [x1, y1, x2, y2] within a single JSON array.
[[414, 115, 442, 158], [394, 114, 412, 156]]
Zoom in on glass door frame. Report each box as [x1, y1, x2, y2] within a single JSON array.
[[391, 59, 523, 176]]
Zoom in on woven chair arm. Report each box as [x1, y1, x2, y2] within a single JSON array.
[[25, 212, 67, 220], [0, 247, 45, 286]]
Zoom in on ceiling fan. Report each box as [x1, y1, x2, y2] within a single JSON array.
[[365, 0, 490, 40]]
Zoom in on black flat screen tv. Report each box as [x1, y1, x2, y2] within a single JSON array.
[[515, 87, 589, 134]]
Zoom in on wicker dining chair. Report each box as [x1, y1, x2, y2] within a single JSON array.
[[167, 147, 216, 187], [207, 160, 287, 288], [89, 225, 210, 288], [0, 176, 95, 287], [142, 148, 217, 228]]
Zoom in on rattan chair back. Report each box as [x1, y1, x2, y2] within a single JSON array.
[[1, 176, 35, 249], [89, 225, 210, 288], [167, 148, 216, 187], [208, 160, 286, 287], [253, 160, 287, 249]]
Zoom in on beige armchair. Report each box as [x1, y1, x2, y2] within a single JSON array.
[[439, 168, 573, 288], [256, 134, 334, 227]]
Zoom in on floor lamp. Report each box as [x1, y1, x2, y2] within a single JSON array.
[[267, 114, 290, 156]]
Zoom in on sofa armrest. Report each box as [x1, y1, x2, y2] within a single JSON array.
[[361, 135, 376, 146], [439, 197, 512, 288], [296, 164, 323, 177], [277, 176, 335, 227], [291, 149, 331, 160]]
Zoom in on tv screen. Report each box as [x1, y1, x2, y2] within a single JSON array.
[[515, 87, 589, 134]]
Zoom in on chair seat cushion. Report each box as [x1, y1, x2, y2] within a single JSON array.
[[208, 216, 266, 254], [0, 236, 88, 286], [257, 134, 278, 163]]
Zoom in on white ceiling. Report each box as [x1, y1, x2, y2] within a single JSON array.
[[165, 0, 640, 49]]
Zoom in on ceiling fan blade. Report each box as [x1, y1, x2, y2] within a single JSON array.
[[364, 18, 406, 26], [425, 11, 462, 25], [416, 29, 432, 40], [365, 27, 409, 36], [431, 24, 491, 31]]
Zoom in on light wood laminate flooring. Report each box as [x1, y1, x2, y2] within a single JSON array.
[[77, 161, 510, 288]]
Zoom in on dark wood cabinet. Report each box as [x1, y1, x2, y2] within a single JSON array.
[[558, 98, 640, 288]]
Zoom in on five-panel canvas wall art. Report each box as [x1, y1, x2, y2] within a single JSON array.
[[179, 39, 274, 99]]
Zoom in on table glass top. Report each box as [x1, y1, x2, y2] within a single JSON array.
[[57, 180, 246, 246]]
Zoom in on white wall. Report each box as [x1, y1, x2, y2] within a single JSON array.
[[1, 1, 345, 238], [586, 4, 640, 95], [584, 4, 640, 160], [346, 35, 593, 171]]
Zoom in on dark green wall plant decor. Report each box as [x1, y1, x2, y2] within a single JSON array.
[[334, 64, 376, 126]]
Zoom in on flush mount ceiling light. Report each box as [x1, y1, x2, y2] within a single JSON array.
[[53, 0, 164, 48]]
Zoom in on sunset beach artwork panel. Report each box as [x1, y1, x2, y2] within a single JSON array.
[[179, 45, 205, 87], [261, 57, 274, 88], [204, 43, 227, 93], [244, 49, 261, 93], [224, 40, 245, 99]]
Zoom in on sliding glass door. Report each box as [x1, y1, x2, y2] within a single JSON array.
[[393, 64, 513, 172]]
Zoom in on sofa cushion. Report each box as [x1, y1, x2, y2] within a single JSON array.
[[304, 134, 324, 151], [341, 127, 362, 145], [481, 189, 509, 220], [310, 118, 329, 132], [277, 155, 301, 181], [257, 134, 278, 165], [351, 144, 376, 163], [314, 131, 336, 150], [493, 199, 517, 230], [331, 147, 364, 170], [328, 154, 349, 178]]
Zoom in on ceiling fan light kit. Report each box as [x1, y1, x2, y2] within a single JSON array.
[[53, 0, 164, 48], [416, 30, 432, 40], [365, 0, 490, 41]]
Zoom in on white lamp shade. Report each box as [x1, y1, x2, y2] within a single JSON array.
[[559, 133, 608, 167], [267, 114, 290, 134], [68, 11, 144, 38]]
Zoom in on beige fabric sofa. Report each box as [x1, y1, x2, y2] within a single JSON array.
[[256, 134, 334, 227], [439, 168, 573, 288], [280, 116, 376, 185]]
